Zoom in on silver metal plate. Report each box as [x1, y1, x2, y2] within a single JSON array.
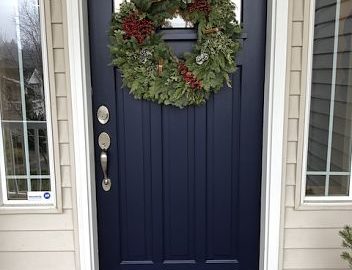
[[97, 105, 110, 125], [98, 132, 111, 150], [102, 178, 112, 191]]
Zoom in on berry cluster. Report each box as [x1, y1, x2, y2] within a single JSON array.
[[178, 63, 202, 90], [187, 0, 211, 14], [122, 14, 154, 44]]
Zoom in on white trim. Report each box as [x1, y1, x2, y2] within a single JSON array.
[[300, 0, 316, 206], [306, 171, 350, 175], [39, 0, 57, 208], [0, 0, 57, 207], [67, 0, 289, 269], [305, 196, 352, 202], [66, 0, 99, 270], [260, 0, 288, 270]]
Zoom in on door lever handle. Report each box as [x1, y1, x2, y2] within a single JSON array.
[[100, 150, 108, 180], [100, 150, 111, 191]]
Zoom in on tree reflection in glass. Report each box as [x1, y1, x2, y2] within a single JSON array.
[[0, 0, 50, 200]]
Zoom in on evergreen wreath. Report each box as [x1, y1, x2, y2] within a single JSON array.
[[110, 0, 241, 108]]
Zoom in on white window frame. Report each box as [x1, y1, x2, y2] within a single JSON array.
[[0, 0, 56, 207], [302, 0, 352, 204]]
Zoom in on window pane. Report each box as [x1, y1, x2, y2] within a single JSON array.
[[330, 88, 352, 171], [28, 125, 49, 175], [330, 0, 352, 172], [307, 0, 337, 171], [306, 87, 330, 171], [163, 15, 194, 29], [113, 0, 242, 24], [306, 175, 326, 196], [31, 178, 50, 192], [3, 123, 26, 176], [0, 0, 52, 201], [20, 0, 46, 122], [329, 175, 350, 196], [7, 178, 28, 200]]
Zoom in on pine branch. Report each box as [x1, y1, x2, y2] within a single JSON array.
[[339, 226, 352, 268]]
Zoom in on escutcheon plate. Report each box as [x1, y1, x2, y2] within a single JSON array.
[[102, 178, 112, 191], [98, 132, 111, 150], [97, 105, 110, 125]]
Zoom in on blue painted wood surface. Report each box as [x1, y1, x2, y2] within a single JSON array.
[[88, 1, 266, 269]]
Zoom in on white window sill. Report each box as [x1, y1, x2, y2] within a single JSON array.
[[0, 204, 62, 215], [296, 200, 352, 211]]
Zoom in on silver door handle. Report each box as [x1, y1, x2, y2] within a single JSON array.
[[100, 150, 111, 191], [100, 150, 108, 180]]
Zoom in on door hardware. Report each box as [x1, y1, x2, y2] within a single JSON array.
[[98, 132, 111, 150], [97, 105, 110, 125], [98, 132, 111, 191], [100, 150, 111, 191]]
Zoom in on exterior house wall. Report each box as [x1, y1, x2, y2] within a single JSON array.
[[0, 1, 79, 270], [282, 0, 352, 269]]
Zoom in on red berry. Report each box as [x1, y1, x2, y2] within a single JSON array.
[[178, 63, 202, 90], [187, 0, 211, 14], [122, 14, 154, 44]]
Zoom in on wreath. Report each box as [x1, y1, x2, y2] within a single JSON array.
[[110, 0, 241, 108]]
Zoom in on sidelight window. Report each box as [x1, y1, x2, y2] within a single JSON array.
[[0, 0, 55, 205], [304, 0, 352, 201]]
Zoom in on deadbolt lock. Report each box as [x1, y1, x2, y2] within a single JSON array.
[[98, 132, 111, 150], [97, 105, 110, 125]]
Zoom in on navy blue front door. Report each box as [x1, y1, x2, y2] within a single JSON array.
[[88, 1, 266, 270]]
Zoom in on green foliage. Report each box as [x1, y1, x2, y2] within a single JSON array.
[[110, 0, 241, 108], [339, 226, 352, 268], [111, 1, 136, 30]]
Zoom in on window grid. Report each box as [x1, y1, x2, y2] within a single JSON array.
[[307, 171, 350, 176]]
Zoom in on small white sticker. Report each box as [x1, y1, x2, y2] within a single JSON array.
[[27, 191, 53, 203]]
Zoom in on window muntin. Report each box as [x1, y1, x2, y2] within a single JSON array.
[[305, 0, 352, 201], [0, 0, 55, 205]]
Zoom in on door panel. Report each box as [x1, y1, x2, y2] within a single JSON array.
[[88, 1, 266, 270]]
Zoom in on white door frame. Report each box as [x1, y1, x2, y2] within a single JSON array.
[[65, 0, 289, 269]]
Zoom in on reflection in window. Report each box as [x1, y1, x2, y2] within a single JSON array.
[[0, 0, 52, 201], [306, 0, 352, 198], [163, 15, 194, 29], [113, 0, 242, 24]]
